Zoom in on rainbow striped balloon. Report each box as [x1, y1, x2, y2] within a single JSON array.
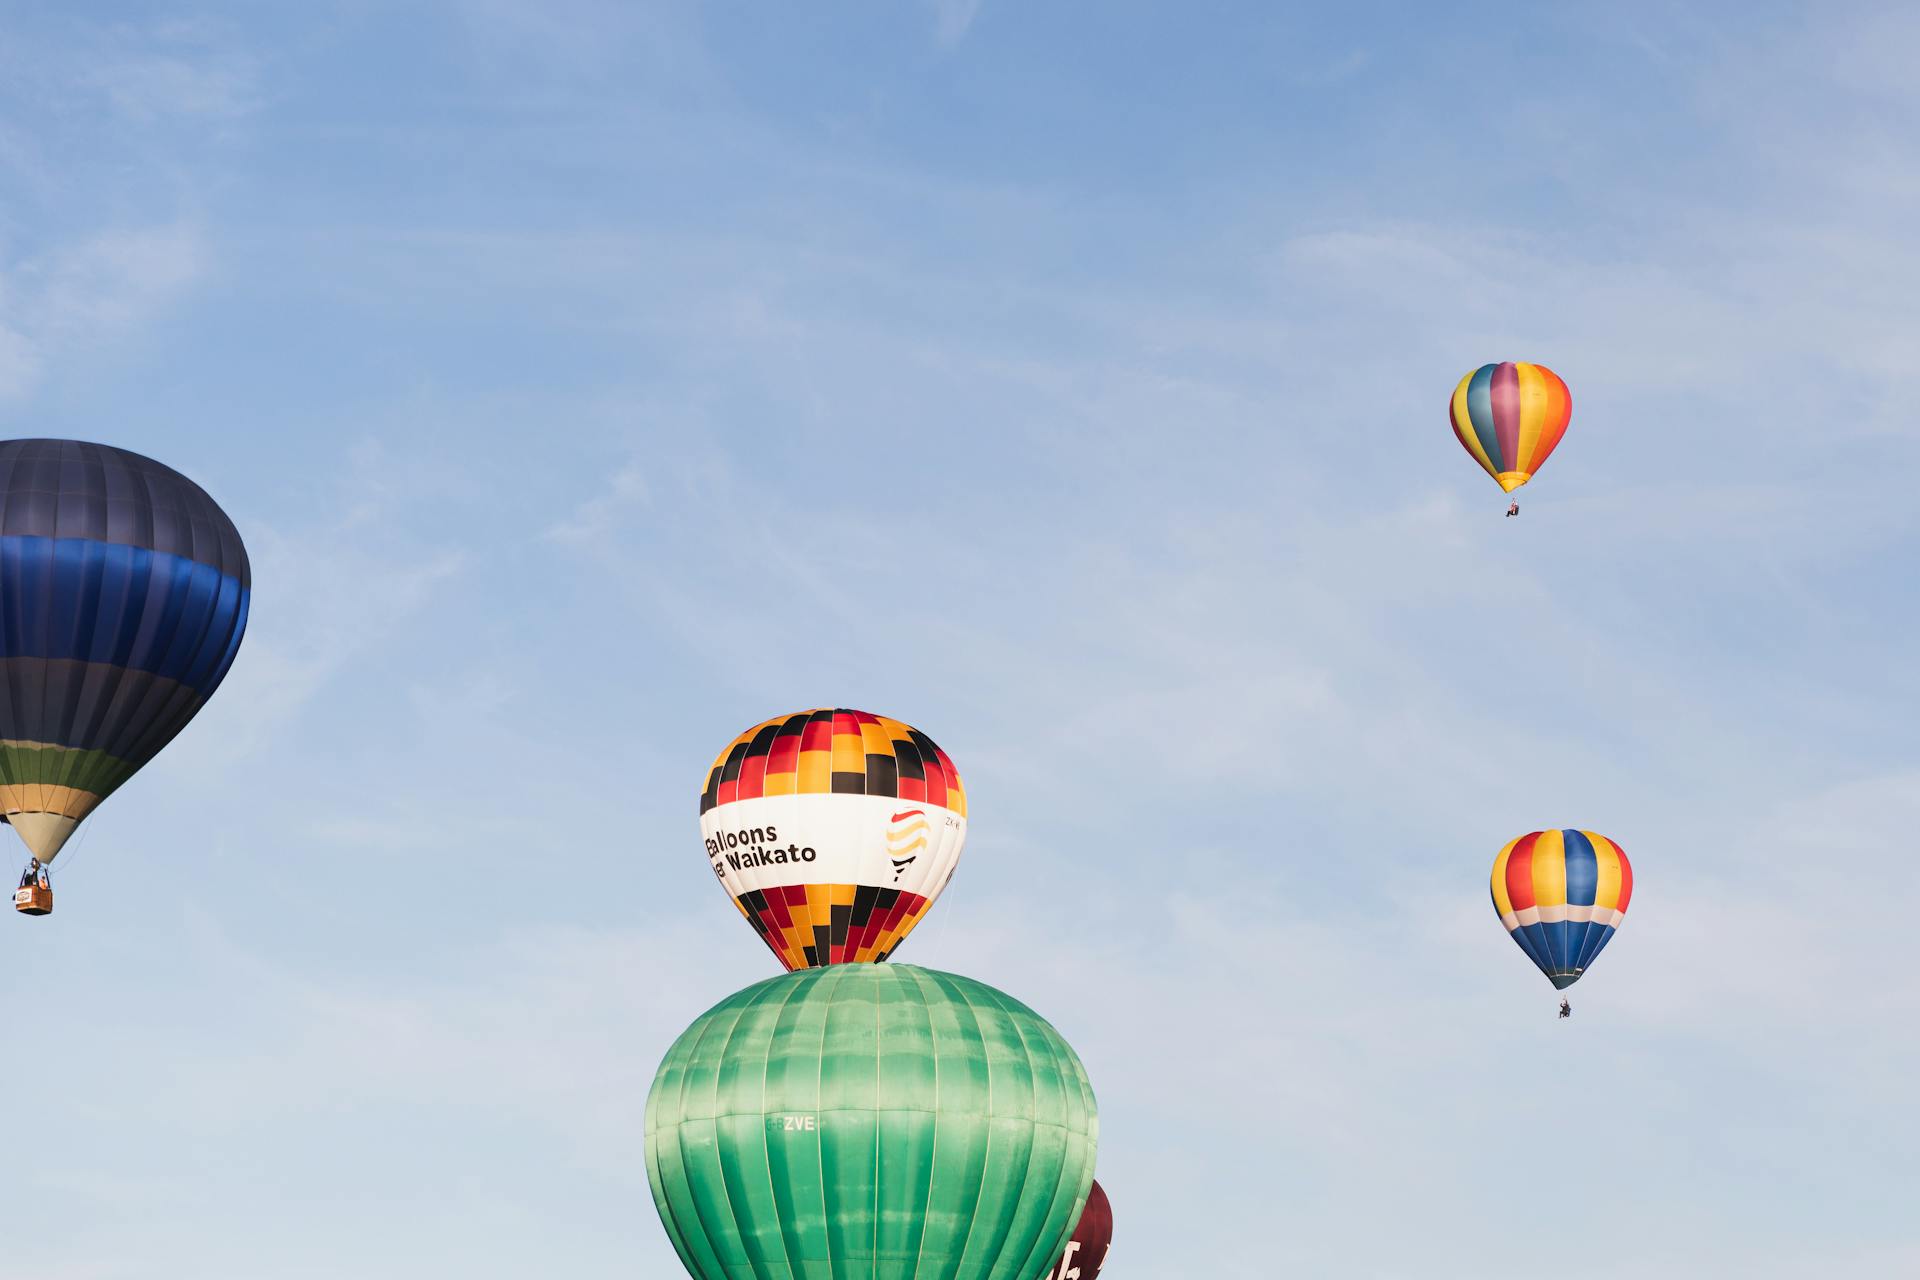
[[1490, 830, 1632, 990], [1448, 361, 1572, 493]]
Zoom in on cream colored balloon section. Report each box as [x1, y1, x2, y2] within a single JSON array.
[[701, 793, 967, 904]]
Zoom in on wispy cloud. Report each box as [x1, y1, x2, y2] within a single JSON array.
[[75, 20, 262, 124], [174, 444, 469, 766], [544, 461, 649, 544], [0, 225, 205, 400], [927, 0, 984, 47]]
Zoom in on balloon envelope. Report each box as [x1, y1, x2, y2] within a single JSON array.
[[0, 440, 249, 864], [646, 964, 1098, 1280], [1490, 830, 1633, 989], [1448, 362, 1571, 492], [700, 708, 966, 969], [1042, 1178, 1111, 1280]]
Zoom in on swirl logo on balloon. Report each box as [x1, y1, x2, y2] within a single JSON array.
[[885, 808, 929, 883]]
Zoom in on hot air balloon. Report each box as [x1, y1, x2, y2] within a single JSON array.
[[646, 964, 1098, 1280], [0, 440, 249, 915], [1448, 362, 1572, 496], [699, 708, 966, 969], [1490, 830, 1632, 991], [1042, 1178, 1111, 1280]]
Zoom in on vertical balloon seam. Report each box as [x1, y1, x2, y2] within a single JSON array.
[[1563, 830, 1596, 978], [953, 975, 1035, 1277], [33, 532, 64, 814], [1586, 833, 1630, 970], [1451, 372, 1497, 480], [1522, 368, 1546, 474], [1581, 832, 1614, 971], [7, 547, 38, 808], [1004, 983, 1075, 1280], [906, 967, 952, 1280], [1490, 363, 1521, 477], [1532, 363, 1563, 476], [767, 973, 816, 1274], [39, 464, 79, 808], [865, 964, 883, 1279], [0, 468, 20, 806], [660, 998, 724, 1278], [1466, 365, 1503, 474], [88, 457, 165, 803], [1467, 364, 1498, 475], [899, 966, 944, 1280], [21, 463, 61, 797], [170, 566, 248, 734], [951, 969, 1011, 1277], [842, 962, 875, 1278], [1566, 832, 1597, 971], [692, 991, 764, 1278], [1536, 832, 1566, 971], [98, 541, 206, 823], [991, 983, 1077, 1280], [680, 992, 752, 1279], [119, 549, 223, 797], [54, 547, 110, 804], [66, 546, 123, 778], [967, 974, 1029, 1274], [756, 971, 815, 1277], [1550, 830, 1576, 977], [0, 543, 24, 800], [1482, 363, 1509, 473], [712, 978, 776, 1280], [1512, 363, 1542, 478], [1536, 368, 1571, 475], [40, 536, 76, 815], [641, 1075, 677, 1273], [755, 975, 804, 1279], [647, 1004, 711, 1277], [1513, 835, 1554, 977], [1451, 378, 1497, 483], [1528, 362, 1559, 477], [928, 968, 997, 1277], [815, 965, 842, 1280], [29, 534, 54, 817], [0, 542, 19, 798]]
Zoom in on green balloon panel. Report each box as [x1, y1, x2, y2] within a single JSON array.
[[646, 964, 1098, 1280]]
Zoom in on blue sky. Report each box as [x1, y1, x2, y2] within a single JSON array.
[[2, 2, 1918, 1275]]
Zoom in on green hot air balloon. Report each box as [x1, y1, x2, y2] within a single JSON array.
[[646, 964, 1098, 1280]]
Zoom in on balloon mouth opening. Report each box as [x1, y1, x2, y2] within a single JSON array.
[[1496, 472, 1531, 492], [1548, 973, 1581, 990]]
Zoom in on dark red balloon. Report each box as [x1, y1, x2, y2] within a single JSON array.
[[1043, 1178, 1111, 1280]]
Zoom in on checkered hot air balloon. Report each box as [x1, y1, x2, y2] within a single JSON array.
[[699, 708, 966, 970], [1490, 830, 1633, 990], [1448, 361, 1572, 495], [0, 440, 249, 901]]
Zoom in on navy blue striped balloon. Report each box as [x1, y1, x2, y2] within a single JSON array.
[[0, 439, 249, 867]]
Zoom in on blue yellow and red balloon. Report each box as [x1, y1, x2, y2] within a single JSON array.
[[1490, 829, 1632, 989]]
